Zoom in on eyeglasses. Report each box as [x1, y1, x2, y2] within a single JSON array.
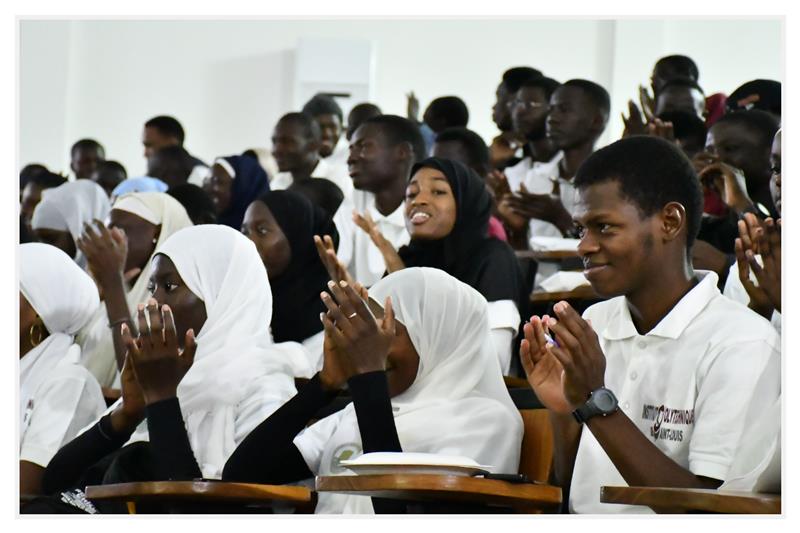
[[511, 99, 548, 110]]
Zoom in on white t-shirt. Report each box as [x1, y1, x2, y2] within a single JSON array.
[[20, 355, 106, 468], [569, 271, 781, 514], [723, 259, 782, 334], [270, 157, 353, 200], [487, 299, 521, 375], [345, 190, 410, 288]]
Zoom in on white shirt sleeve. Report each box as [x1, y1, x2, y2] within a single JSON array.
[[20, 368, 106, 467], [293, 410, 346, 475], [301, 330, 325, 375], [233, 375, 297, 451], [487, 300, 520, 375], [333, 197, 355, 271]]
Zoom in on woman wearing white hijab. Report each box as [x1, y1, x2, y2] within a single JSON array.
[[30, 180, 110, 269], [19, 243, 105, 495], [40, 225, 307, 505], [76, 192, 193, 387], [223, 267, 523, 514]]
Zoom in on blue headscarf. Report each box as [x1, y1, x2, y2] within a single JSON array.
[[111, 176, 168, 201], [216, 155, 270, 229]]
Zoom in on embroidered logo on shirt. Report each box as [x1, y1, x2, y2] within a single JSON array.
[[641, 404, 695, 442], [330, 443, 362, 474]]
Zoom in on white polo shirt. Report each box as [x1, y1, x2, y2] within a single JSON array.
[[569, 271, 781, 514], [20, 350, 106, 468], [345, 189, 410, 288], [270, 157, 353, 200]]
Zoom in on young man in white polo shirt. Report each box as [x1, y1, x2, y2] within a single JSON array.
[[520, 136, 780, 514]]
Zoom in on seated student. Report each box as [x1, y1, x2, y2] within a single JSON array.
[[415, 96, 469, 155], [71, 139, 105, 181], [242, 190, 339, 375], [654, 78, 706, 120], [353, 158, 526, 374], [202, 155, 270, 229], [19, 243, 106, 496], [432, 126, 507, 242], [147, 145, 195, 188], [723, 129, 781, 332], [76, 192, 193, 388], [110, 176, 169, 202], [20, 170, 67, 240], [30, 180, 111, 269], [90, 161, 127, 198], [269, 112, 352, 199], [494, 75, 561, 248], [319, 114, 425, 288], [346, 102, 382, 141], [20, 163, 50, 194], [519, 136, 780, 514], [725, 79, 781, 119], [704, 109, 780, 217], [490, 66, 543, 170], [302, 94, 351, 187], [167, 183, 218, 225], [142, 115, 208, 186], [222, 267, 523, 514], [37, 225, 304, 512]]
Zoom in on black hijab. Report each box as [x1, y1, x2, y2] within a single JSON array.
[[398, 157, 527, 313], [259, 190, 339, 343]]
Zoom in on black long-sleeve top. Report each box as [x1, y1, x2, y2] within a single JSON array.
[[42, 398, 202, 495], [222, 371, 402, 484]]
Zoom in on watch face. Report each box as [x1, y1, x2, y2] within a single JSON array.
[[593, 389, 618, 412]]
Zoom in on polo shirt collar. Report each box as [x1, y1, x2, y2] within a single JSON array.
[[601, 270, 720, 341]]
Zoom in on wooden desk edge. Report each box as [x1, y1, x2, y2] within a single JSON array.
[[85, 481, 313, 504], [600, 486, 781, 514]]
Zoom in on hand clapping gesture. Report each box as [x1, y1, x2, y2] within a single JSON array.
[[352, 210, 405, 273], [120, 298, 197, 405], [314, 234, 355, 286], [734, 213, 781, 318], [697, 159, 754, 214], [501, 183, 574, 235], [520, 301, 606, 414], [109, 349, 147, 433], [77, 219, 142, 298], [318, 280, 395, 390]]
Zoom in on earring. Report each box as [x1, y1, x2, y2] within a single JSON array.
[[29, 319, 43, 347], [152, 238, 157, 244]]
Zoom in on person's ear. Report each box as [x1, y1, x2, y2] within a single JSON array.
[[661, 201, 686, 244], [395, 141, 414, 163]]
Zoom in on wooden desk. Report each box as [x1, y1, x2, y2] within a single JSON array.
[[600, 485, 781, 514], [85, 481, 314, 514], [316, 474, 561, 513], [530, 284, 597, 303]]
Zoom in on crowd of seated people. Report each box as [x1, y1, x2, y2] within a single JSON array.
[[18, 54, 782, 515]]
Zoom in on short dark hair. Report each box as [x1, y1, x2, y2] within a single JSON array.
[[302, 94, 344, 124], [502, 66, 543, 93], [71, 138, 105, 158], [726, 79, 781, 116], [276, 112, 322, 142], [656, 111, 707, 145], [29, 170, 68, 189], [712, 109, 780, 147], [167, 183, 217, 225], [347, 103, 383, 139], [574, 135, 703, 252], [519, 76, 562, 101], [95, 160, 128, 179], [654, 55, 700, 83], [660, 78, 705, 95], [145, 115, 185, 144], [20, 164, 49, 189], [424, 96, 469, 130], [563, 79, 611, 119], [362, 114, 427, 163], [434, 127, 490, 176]]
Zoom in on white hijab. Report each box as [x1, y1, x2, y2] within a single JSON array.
[[19, 243, 101, 427], [124, 224, 304, 478], [78, 193, 193, 386], [313, 267, 523, 514], [30, 180, 111, 269]]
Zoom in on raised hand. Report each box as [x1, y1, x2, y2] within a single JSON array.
[[646, 118, 676, 143], [77, 220, 142, 295], [734, 215, 781, 317], [319, 280, 395, 380], [638, 84, 655, 122], [406, 91, 420, 122], [109, 343, 147, 434], [486, 169, 511, 200], [520, 315, 573, 414], [352, 210, 405, 273], [126, 299, 197, 405], [621, 100, 648, 137], [698, 161, 754, 214], [496, 193, 529, 232], [314, 234, 355, 286]]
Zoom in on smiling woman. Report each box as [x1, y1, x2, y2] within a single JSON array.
[[202, 155, 270, 229]]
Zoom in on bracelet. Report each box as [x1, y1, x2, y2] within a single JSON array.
[[108, 317, 131, 329]]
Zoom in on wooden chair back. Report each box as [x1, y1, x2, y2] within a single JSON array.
[[517, 409, 553, 483]]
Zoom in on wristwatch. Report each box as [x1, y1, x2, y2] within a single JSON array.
[[572, 387, 619, 424]]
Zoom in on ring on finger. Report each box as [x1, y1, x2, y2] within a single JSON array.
[[347, 312, 357, 319]]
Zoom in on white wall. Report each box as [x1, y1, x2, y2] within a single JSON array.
[[19, 18, 782, 178]]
